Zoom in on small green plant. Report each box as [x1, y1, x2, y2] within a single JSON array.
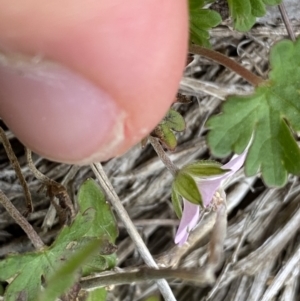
[[0, 179, 117, 301], [189, 0, 222, 47], [228, 0, 282, 31]]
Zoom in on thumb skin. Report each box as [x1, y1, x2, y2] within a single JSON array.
[[0, 0, 188, 164]]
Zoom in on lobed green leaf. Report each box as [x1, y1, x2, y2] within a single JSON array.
[[77, 178, 118, 244], [0, 179, 118, 301], [189, 0, 221, 47], [227, 0, 282, 31], [207, 38, 300, 187], [40, 240, 101, 301]]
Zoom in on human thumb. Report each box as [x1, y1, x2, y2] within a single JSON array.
[[0, 0, 188, 164]]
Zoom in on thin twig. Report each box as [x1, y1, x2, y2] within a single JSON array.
[[221, 204, 300, 288], [149, 136, 179, 177], [248, 261, 276, 301], [91, 162, 177, 301], [180, 77, 253, 100], [26, 148, 76, 220], [261, 243, 300, 301], [0, 127, 33, 213], [42, 165, 80, 229], [189, 45, 265, 87], [0, 189, 44, 249], [207, 191, 227, 272], [281, 263, 300, 301], [117, 219, 179, 228], [81, 267, 214, 290], [278, 3, 296, 41]]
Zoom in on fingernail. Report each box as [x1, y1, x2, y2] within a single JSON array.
[[0, 52, 125, 164]]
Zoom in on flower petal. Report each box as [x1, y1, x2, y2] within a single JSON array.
[[222, 148, 248, 174], [197, 177, 224, 207], [174, 200, 199, 245], [197, 149, 248, 207], [174, 149, 248, 245]]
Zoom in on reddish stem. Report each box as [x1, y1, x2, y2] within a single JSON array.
[[189, 45, 265, 87]]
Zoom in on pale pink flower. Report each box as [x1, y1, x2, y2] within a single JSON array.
[[175, 150, 247, 245]]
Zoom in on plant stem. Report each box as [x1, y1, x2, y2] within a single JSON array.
[[0, 127, 33, 213], [91, 163, 177, 301], [207, 191, 227, 271], [26, 148, 76, 219], [81, 267, 214, 290], [0, 189, 44, 250], [278, 3, 296, 41], [189, 45, 265, 87], [149, 136, 179, 177]]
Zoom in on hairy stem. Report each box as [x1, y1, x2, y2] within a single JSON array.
[[0, 189, 44, 250], [0, 127, 33, 213], [189, 45, 265, 87], [81, 267, 214, 290], [278, 3, 296, 41], [149, 136, 179, 177], [26, 148, 76, 219]]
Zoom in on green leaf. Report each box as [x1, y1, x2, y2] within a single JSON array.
[[227, 0, 282, 31], [0, 212, 97, 301], [40, 240, 100, 301], [73, 179, 118, 276], [263, 0, 282, 3], [77, 179, 118, 244], [189, 0, 221, 47], [171, 189, 183, 219], [151, 109, 185, 150], [182, 160, 229, 178], [207, 38, 300, 187], [0, 179, 118, 301], [152, 124, 177, 151], [163, 109, 186, 132], [189, 0, 205, 10], [172, 171, 202, 205], [86, 288, 107, 301], [82, 252, 117, 277]]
